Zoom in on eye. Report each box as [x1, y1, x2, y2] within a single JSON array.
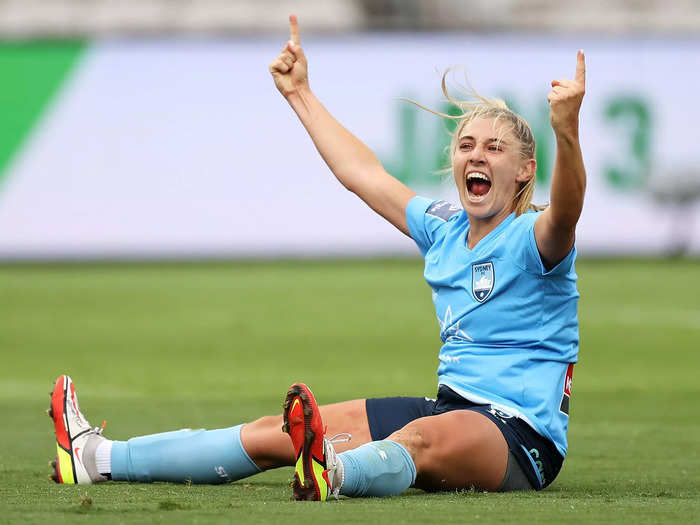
[[459, 143, 473, 151], [488, 144, 502, 152]]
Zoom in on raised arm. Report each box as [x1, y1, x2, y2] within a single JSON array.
[[269, 15, 415, 236], [534, 50, 587, 268]]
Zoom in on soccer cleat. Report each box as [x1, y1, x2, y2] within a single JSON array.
[[48, 375, 107, 484], [282, 383, 345, 501]]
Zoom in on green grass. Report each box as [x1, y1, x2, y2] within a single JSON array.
[[1, 258, 698, 523]]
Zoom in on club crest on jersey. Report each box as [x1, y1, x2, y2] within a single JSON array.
[[472, 262, 494, 302]]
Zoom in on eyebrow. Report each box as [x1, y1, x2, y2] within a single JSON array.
[[459, 135, 509, 145]]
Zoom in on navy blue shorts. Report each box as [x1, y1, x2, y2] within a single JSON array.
[[365, 385, 564, 489]]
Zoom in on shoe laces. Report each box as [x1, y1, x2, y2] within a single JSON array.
[[92, 420, 108, 436], [324, 432, 351, 499], [328, 432, 351, 444]]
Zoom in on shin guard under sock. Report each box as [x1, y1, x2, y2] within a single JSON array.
[[110, 424, 260, 483], [338, 440, 416, 497]]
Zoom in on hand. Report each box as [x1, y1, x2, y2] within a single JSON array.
[[269, 14, 309, 98], [548, 50, 586, 138]]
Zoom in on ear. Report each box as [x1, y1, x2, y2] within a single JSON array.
[[516, 158, 536, 184]]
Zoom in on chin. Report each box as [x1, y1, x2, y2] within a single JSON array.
[[462, 197, 493, 218]]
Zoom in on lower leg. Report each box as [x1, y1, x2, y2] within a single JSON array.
[[107, 398, 371, 484], [110, 425, 260, 484], [338, 440, 416, 497]]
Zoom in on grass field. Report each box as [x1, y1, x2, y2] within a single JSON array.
[[1, 258, 698, 524]]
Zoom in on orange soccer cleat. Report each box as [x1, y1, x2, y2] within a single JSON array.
[[282, 383, 344, 501], [48, 375, 107, 484]]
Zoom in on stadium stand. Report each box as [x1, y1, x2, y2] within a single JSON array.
[[0, 0, 698, 36]]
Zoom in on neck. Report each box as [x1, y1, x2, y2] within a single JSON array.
[[466, 207, 514, 249]]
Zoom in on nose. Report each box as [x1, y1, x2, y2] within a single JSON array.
[[468, 143, 486, 165]]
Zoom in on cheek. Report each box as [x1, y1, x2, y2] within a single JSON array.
[[453, 166, 462, 181], [493, 164, 521, 190], [453, 153, 467, 174]]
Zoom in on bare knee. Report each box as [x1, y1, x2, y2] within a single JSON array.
[[387, 422, 443, 483], [387, 425, 429, 462], [387, 421, 464, 491], [386, 412, 508, 492]]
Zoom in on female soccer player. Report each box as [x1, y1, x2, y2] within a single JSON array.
[[48, 15, 586, 499]]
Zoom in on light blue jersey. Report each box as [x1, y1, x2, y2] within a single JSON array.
[[406, 196, 579, 457]]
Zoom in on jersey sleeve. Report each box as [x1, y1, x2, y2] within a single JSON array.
[[406, 196, 461, 256], [510, 212, 577, 276]]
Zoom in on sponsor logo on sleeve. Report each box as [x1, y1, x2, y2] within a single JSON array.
[[426, 200, 461, 221]]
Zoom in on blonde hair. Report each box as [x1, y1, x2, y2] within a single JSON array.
[[407, 70, 544, 215]]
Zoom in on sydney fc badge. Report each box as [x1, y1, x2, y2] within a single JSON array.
[[472, 262, 494, 302]]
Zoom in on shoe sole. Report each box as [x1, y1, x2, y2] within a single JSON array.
[[47, 375, 81, 484], [282, 383, 328, 501]]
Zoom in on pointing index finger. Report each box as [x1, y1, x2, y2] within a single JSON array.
[[289, 14, 301, 45], [575, 49, 586, 86]]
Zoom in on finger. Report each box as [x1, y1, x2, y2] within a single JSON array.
[[575, 49, 586, 86], [289, 14, 301, 45], [270, 58, 291, 74], [281, 53, 294, 69], [281, 48, 295, 61]]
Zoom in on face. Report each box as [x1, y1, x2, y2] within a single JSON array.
[[452, 117, 535, 221]]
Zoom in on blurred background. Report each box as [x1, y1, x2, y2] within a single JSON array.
[[1, 5, 699, 519], [1, 0, 699, 259]]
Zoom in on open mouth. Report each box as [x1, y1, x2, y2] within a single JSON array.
[[466, 172, 492, 201]]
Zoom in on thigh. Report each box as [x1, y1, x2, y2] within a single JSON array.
[[365, 395, 436, 440], [320, 399, 373, 449], [388, 410, 508, 492], [241, 399, 372, 469]]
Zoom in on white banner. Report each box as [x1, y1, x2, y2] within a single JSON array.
[[1, 35, 699, 257]]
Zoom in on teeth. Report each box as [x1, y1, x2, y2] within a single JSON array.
[[466, 172, 490, 182]]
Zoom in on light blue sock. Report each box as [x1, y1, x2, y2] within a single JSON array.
[[110, 424, 260, 484], [338, 440, 416, 497]]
